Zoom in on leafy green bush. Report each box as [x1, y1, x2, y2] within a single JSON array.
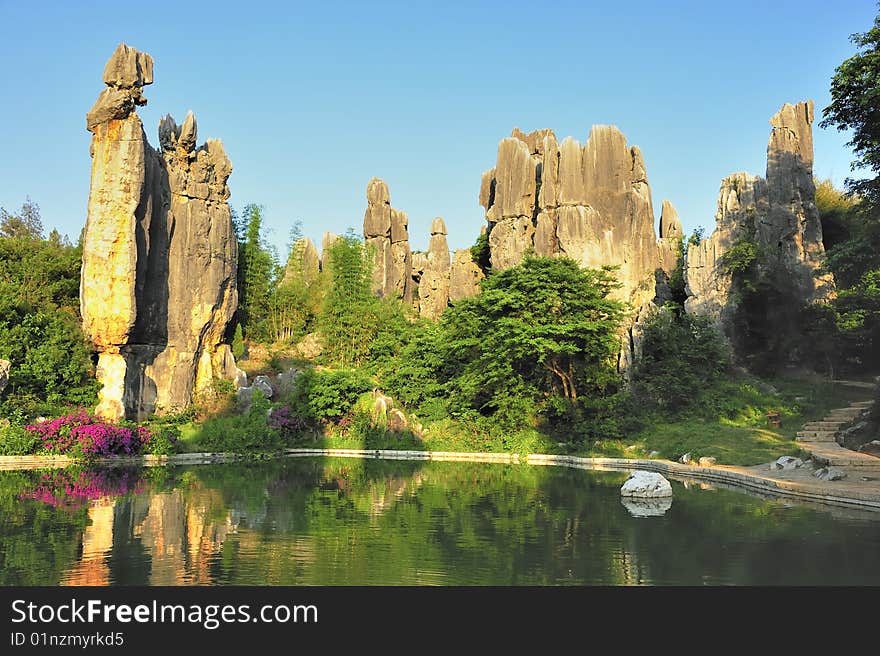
[[143, 425, 181, 456], [194, 390, 284, 453], [631, 309, 731, 414], [0, 424, 40, 455], [286, 368, 374, 424]]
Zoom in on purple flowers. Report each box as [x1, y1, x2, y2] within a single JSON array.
[[26, 410, 152, 458], [268, 405, 305, 435]]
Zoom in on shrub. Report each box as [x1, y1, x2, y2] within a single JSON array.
[[287, 368, 374, 424], [24, 409, 150, 459], [0, 424, 40, 455]]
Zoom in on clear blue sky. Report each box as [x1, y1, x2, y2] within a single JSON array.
[[0, 0, 876, 256]]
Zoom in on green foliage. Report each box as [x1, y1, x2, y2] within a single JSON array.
[[319, 231, 380, 366], [687, 227, 705, 248], [0, 198, 43, 241], [631, 310, 731, 414], [666, 237, 687, 307], [815, 178, 858, 252], [0, 205, 98, 419], [470, 229, 491, 271], [434, 256, 626, 429], [0, 424, 40, 455], [232, 324, 245, 360], [834, 267, 880, 368], [143, 425, 182, 456], [236, 203, 277, 340], [285, 368, 374, 424], [820, 12, 880, 205], [194, 389, 284, 453]]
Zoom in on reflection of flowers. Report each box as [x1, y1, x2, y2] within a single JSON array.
[[25, 410, 151, 458], [18, 469, 145, 510]]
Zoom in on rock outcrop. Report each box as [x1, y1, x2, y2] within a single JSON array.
[[684, 101, 834, 336], [363, 178, 412, 301], [479, 125, 661, 369], [80, 43, 241, 421], [282, 237, 320, 286], [655, 199, 684, 304], [0, 359, 9, 395], [449, 249, 484, 303]]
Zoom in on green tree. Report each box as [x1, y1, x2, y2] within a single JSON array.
[[436, 256, 626, 425], [319, 230, 380, 366], [0, 198, 43, 241], [631, 310, 730, 413], [0, 204, 98, 418], [819, 11, 880, 371], [236, 203, 276, 340]]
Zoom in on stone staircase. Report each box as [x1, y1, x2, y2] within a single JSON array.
[[797, 399, 880, 470]]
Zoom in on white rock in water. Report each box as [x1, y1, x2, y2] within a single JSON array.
[[620, 496, 673, 517], [620, 470, 673, 498], [770, 456, 803, 471]]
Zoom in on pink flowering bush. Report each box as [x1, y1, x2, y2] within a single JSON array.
[[25, 409, 152, 459]]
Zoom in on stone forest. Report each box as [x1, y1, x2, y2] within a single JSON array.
[[2, 15, 880, 589]]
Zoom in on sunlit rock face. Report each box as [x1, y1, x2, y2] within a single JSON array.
[[363, 178, 413, 302], [81, 43, 241, 421], [684, 100, 834, 336], [479, 125, 662, 370]]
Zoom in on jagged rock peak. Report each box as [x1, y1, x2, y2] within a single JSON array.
[[102, 43, 153, 89], [430, 216, 448, 235], [659, 200, 683, 239], [158, 110, 198, 154], [86, 43, 154, 132]]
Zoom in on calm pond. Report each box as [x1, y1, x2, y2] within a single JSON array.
[[2, 457, 880, 586]]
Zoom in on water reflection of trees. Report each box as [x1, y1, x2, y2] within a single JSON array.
[[2, 460, 880, 586]]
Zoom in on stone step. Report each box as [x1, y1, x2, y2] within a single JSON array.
[[802, 422, 846, 430], [826, 409, 863, 418], [850, 400, 873, 407], [803, 443, 880, 470], [796, 431, 838, 442]]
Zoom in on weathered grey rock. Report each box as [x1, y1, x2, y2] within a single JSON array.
[[320, 232, 339, 272], [449, 249, 484, 303], [770, 456, 804, 471], [480, 124, 660, 374], [363, 179, 411, 300], [0, 359, 9, 395], [418, 269, 450, 321], [679, 452, 693, 464], [252, 375, 274, 399], [274, 368, 300, 396], [815, 467, 847, 481], [858, 440, 880, 457], [649, 450, 661, 458], [294, 332, 324, 360], [620, 496, 673, 517], [659, 199, 683, 239], [282, 237, 320, 287], [685, 101, 835, 337], [388, 408, 408, 433], [81, 44, 241, 421], [620, 470, 673, 498]]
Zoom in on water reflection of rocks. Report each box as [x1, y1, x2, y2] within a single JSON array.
[[620, 496, 673, 518]]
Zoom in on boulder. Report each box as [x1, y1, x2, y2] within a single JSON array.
[[252, 375, 274, 399], [388, 409, 408, 433], [815, 467, 847, 481], [698, 456, 717, 467], [620, 470, 673, 498], [678, 452, 693, 465], [858, 440, 880, 457], [770, 456, 804, 471], [294, 332, 324, 360]]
